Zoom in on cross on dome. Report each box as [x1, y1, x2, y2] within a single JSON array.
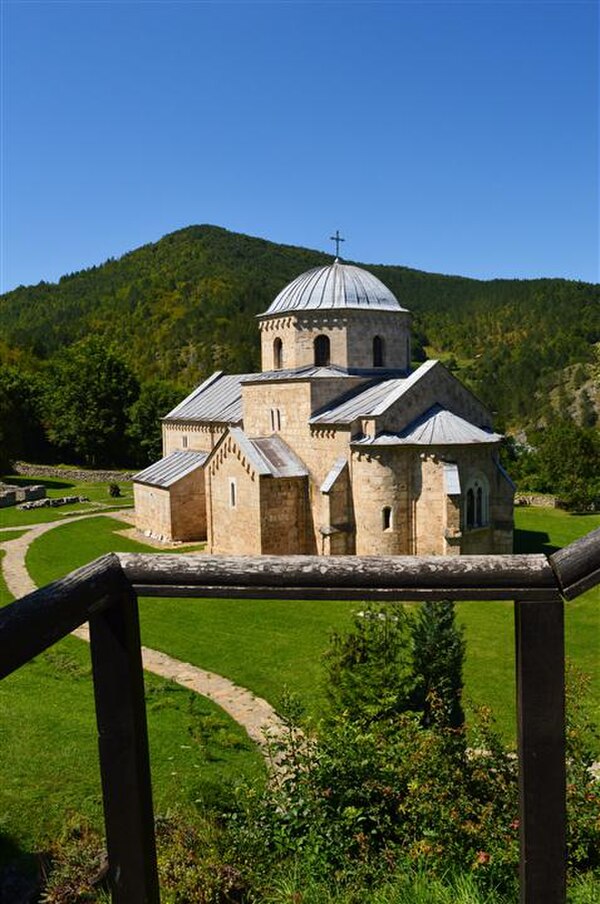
[[329, 229, 345, 258]]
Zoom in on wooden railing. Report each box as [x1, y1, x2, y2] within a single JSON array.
[[1, 527, 599, 904]]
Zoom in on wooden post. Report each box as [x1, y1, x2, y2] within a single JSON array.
[[515, 598, 566, 904], [89, 586, 160, 904]]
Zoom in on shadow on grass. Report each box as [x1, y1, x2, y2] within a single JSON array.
[[0, 833, 40, 902], [1, 475, 75, 491], [514, 528, 559, 556]]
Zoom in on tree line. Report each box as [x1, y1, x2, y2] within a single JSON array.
[[0, 337, 182, 472], [1, 224, 598, 429]]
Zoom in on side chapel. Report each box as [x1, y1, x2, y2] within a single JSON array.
[[133, 257, 514, 555]]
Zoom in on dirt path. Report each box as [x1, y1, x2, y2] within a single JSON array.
[[0, 515, 285, 754]]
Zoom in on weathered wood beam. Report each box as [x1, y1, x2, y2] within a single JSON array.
[[549, 525, 600, 599], [0, 554, 126, 679], [118, 552, 561, 601], [89, 585, 160, 904], [515, 597, 566, 904]]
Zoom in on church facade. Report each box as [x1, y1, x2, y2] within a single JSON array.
[[133, 260, 514, 555]]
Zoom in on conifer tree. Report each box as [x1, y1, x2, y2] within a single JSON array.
[[411, 600, 466, 729]]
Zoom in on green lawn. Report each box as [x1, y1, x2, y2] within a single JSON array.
[[23, 509, 600, 741], [2, 514, 263, 860], [0, 474, 134, 527], [0, 550, 12, 606], [0, 529, 28, 542], [0, 637, 263, 863]]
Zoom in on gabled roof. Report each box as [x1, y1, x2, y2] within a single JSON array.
[[133, 450, 208, 487], [241, 364, 407, 384], [309, 361, 437, 424], [164, 371, 251, 423], [352, 404, 502, 447], [228, 428, 308, 478]]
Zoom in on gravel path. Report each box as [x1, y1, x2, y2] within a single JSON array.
[[0, 514, 285, 754]]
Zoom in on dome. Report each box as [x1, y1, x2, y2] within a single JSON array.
[[262, 260, 407, 317]]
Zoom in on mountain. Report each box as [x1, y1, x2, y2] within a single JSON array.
[[1, 224, 599, 429]]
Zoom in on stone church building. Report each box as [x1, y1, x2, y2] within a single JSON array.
[[133, 259, 514, 555]]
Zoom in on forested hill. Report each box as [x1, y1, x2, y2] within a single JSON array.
[[1, 224, 599, 428]]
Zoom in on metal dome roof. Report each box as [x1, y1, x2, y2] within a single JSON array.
[[262, 260, 407, 316]]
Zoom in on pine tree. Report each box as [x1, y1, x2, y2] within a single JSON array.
[[411, 600, 466, 729]]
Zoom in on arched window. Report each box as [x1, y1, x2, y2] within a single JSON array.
[[314, 334, 331, 366], [464, 475, 489, 530], [373, 335, 385, 367], [382, 506, 392, 531], [273, 337, 283, 370], [476, 487, 483, 527], [466, 489, 475, 529]]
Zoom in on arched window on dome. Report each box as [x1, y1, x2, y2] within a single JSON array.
[[314, 335, 331, 367], [464, 475, 489, 530], [273, 337, 283, 370], [373, 335, 385, 367]]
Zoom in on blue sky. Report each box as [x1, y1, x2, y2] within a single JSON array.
[[1, 0, 598, 291]]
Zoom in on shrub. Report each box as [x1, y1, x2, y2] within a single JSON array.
[[323, 606, 415, 724], [410, 600, 466, 729]]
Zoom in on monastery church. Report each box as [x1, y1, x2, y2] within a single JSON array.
[[133, 257, 514, 556]]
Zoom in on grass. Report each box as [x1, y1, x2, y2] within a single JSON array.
[[257, 867, 598, 904], [23, 508, 600, 741], [0, 550, 13, 606], [4, 505, 600, 899], [0, 474, 134, 527], [0, 529, 28, 542], [0, 635, 264, 864], [2, 514, 263, 861]]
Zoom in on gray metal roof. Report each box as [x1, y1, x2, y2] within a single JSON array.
[[228, 428, 308, 478], [133, 450, 208, 487], [352, 405, 502, 447], [443, 463, 461, 495], [165, 371, 251, 423], [321, 456, 348, 493], [309, 362, 436, 424], [251, 436, 309, 478], [261, 260, 407, 317], [496, 461, 516, 490], [243, 364, 407, 385]]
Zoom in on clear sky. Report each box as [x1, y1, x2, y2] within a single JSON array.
[[1, 0, 598, 291]]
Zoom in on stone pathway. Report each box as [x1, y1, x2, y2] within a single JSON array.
[[0, 514, 285, 756]]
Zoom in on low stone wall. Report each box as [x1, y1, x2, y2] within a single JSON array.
[[13, 462, 135, 483], [515, 494, 558, 508], [0, 489, 17, 508], [18, 495, 89, 511], [0, 484, 47, 507]]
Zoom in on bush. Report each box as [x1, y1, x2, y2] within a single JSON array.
[[108, 483, 121, 498]]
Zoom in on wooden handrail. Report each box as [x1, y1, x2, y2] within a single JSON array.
[[117, 551, 561, 601], [550, 525, 600, 599], [1, 525, 599, 904]]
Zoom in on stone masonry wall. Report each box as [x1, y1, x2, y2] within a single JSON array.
[[378, 362, 492, 434], [345, 310, 411, 370], [206, 435, 261, 554], [351, 448, 413, 555], [259, 310, 411, 372], [163, 422, 226, 456], [322, 463, 355, 555], [170, 469, 207, 541], [134, 484, 173, 539], [414, 455, 447, 555], [260, 476, 314, 554]]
